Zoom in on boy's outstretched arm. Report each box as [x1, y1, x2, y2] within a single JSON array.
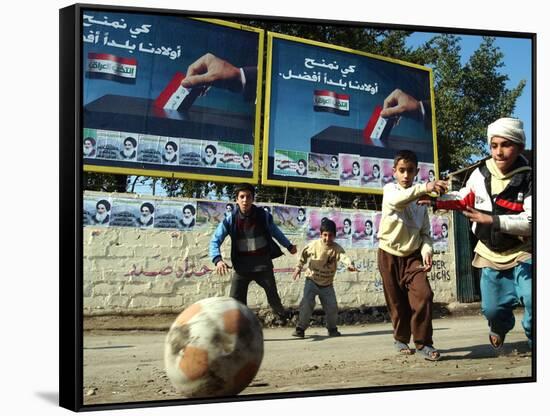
[[337, 251, 357, 272], [209, 219, 232, 275], [385, 180, 447, 211]]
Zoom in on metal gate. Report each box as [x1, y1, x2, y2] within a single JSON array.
[[453, 211, 481, 302]]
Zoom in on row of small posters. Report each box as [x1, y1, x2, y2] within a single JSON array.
[[274, 149, 436, 188], [84, 194, 449, 252], [83, 129, 254, 170]]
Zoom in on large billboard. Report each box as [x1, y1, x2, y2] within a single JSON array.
[[82, 12, 263, 183], [263, 32, 438, 193]]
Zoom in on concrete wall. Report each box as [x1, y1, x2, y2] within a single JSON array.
[[83, 199, 457, 316]]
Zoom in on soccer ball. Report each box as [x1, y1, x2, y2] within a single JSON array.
[[164, 297, 264, 397]]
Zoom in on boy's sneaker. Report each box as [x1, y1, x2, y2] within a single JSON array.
[[292, 327, 305, 338], [328, 328, 341, 337], [274, 309, 290, 325]]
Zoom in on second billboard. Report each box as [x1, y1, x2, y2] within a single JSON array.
[[263, 32, 438, 193]]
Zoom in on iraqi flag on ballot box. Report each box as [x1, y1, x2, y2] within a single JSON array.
[[313, 90, 350, 116], [153, 72, 205, 112], [86, 53, 137, 84]]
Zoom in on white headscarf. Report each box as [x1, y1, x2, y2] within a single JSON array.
[[487, 117, 525, 146]]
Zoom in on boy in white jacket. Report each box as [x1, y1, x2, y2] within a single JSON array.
[[429, 118, 532, 349]]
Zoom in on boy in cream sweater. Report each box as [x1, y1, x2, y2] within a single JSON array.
[[378, 150, 447, 360], [292, 218, 357, 338]]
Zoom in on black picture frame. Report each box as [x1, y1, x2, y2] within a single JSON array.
[[60, 3, 536, 412]]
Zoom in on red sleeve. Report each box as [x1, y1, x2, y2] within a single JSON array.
[[435, 190, 475, 211]]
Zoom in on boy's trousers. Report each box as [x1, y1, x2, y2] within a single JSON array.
[[480, 259, 532, 346], [230, 270, 286, 317], [377, 248, 434, 347], [297, 278, 339, 330]]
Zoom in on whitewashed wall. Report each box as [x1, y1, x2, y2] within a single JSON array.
[[83, 197, 456, 315]]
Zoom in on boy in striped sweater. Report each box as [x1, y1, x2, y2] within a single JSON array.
[[209, 183, 297, 320]]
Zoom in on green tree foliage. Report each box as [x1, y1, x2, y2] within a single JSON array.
[[83, 172, 128, 193], [420, 35, 525, 171], [84, 23, 525, 207]]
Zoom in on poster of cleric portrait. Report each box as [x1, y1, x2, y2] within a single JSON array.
[[339, 154, 362, 188], [83, 194, 112, 227], [153, 200, 196, 230], [308, 152, 339, 180], [273, 149, 309, 177], [417, 162, 436, 184], [351, 212, 374, 248], [263, 32, 436, 194], [273, 205, 308, 235], [432, 215, 450, 252], [109, 197, 156, 228], [361, 157, 382, 188], [332, 210, 353, 248], [82, 11, 263, 183], [196, 200, 232, 229]]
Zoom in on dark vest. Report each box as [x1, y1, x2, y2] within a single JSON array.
[[474, 158, 531, 252]]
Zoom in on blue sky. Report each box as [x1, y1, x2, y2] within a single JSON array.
[[406, 32, 533, 149]]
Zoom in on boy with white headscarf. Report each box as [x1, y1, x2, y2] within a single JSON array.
[[427, 117, 532, 350]]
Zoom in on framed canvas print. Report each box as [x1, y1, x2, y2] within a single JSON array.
[[60, 3, 536, 412]]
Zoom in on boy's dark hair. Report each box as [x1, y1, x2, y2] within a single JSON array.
[[233, 183, 255, 198], [393, 149, 418, 167], [320, 218, 336, 235]]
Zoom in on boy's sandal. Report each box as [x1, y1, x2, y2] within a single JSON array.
[[489, 331, 505, 350], [394, 341, 414, 355], [417, 345, 441, 361]]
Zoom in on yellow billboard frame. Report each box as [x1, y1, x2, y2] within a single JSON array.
[[262, 31, 439, 195], [83, 17, 265, 185]]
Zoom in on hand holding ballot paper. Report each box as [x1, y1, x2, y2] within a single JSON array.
[[381, 88, 431, 126], [181, 53, 243, 92], [181, 53, 257, 100], [154, 53, 258, 112], [381, 88, 425, 118], [364, 88, 431, 142]]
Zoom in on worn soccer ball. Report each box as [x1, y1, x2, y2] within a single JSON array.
[[164, 296, 264, 397]]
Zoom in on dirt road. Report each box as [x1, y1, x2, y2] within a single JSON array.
[[83, 314, 532, 406]]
